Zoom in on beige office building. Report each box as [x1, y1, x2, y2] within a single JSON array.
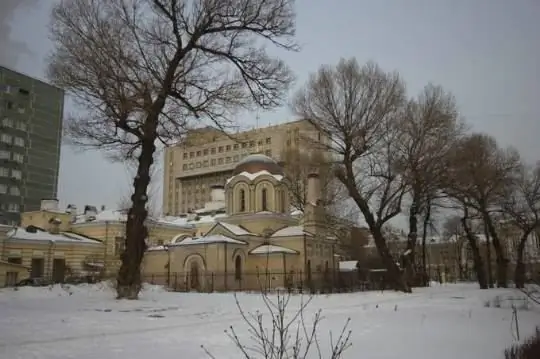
[[162, 119, 324, 215]]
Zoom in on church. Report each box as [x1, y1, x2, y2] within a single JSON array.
[[142, 153, 340, 292]]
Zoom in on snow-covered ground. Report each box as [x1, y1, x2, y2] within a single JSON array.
[[0, 283, 538, 359]]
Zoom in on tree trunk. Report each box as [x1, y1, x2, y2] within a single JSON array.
[[482, 212, 508, 288], [515, 233, 530, 289], [372, 225, 411, 293], [116, 137, 156, 299], [461, 210, 488, 289], [421, 205, 431, 286], [405, 201, 419, 286], [483, 222, 494, 288]]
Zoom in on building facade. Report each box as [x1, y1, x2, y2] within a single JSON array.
[[162, 119, 325, 215], [144, 153, 339, 292], [0, 66, 64, 225]]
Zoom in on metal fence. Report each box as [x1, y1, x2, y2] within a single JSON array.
[[141, 270, 395, 294]]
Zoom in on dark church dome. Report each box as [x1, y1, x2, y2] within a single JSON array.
[[232, 153, 284, 176]]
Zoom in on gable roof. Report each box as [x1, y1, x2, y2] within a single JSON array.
[[175, 234, 247, 246], [206, 221, 254, 237], [249, 244, 298, 255], [271, 225, 313, 238], [6, 227, 103, 245]]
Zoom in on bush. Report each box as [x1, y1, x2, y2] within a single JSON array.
[[504, 327, 540, 359]]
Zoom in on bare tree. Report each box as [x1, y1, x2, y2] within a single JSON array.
[[292, 58, 411, 292], [444, 133, 520, 287], [396, 84, 462, 284], [460, 205, 488, 289], [48, 0, 297, 299], [501, 163, 540, 288], [203, 291, 351, 359]]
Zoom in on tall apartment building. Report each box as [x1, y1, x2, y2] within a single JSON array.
[[163, 119, 324, 215], [0, 66, 64, 225]]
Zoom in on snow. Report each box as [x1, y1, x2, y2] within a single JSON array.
[[271, 225, 312, 238], [226, 170, 284, 184], [175, 234, 247, 246], [0, 283, 538, 359], [339, 260, 358, 271], [6, 227, 102, 244], [249, 244, 298, 255], [216, 222, 253, 236]]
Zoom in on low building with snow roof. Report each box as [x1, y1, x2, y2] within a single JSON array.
[[0, 223, 105, 286], [143, 153, 341, 292]]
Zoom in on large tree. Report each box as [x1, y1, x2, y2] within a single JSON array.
[[48, 0, 297, 299], [444, 133, 520, 287], [501, 163, 540, 288], [292, 58, 411, 292], [396, 84, 462, 284]]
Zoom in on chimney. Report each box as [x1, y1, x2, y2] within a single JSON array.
[[101, 205, 106, 211], [306, 172, 321, 206], [48, 217, 62, 234]]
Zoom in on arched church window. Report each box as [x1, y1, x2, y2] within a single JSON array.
[[261, 188, 268, 211], [239, 189, 246, 212], [235, 256, 242, 280]]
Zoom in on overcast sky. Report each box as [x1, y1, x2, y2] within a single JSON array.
[[1, 0, 539, 216]]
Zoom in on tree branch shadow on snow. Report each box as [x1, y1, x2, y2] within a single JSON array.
[[202, 290, 352, 359]]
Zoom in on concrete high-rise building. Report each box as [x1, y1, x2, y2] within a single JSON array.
[[0, 66, 64, 225], [163, 119, 325, 215]]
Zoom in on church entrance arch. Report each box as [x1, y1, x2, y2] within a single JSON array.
[[183, 254, 206, 292]]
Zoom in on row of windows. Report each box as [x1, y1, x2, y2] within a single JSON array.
[[1, 117, 27, 131], [0, 133, 25, 147], [0, 184, 20, 195], [182, 150, 272, 170], [0, 150, 24, 163], [2, 84, 30, 96], [182, 137, 272, 159], [0, 167, 22, 179], [0, 202, 20, 212], [237, 188, 268, 212]]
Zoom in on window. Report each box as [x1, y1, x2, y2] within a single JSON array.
[[242, 142, 247, 148], [17, 106, 25, 114], [218, 146, 223, 153], [0, 167, 8, 177], [233, 155, 239, 161], [265, 150, 272, 157], [218, 158, 223, 164], [6, 101, 13, 110], [226, 145, 231, 151], [258, 140, 263, 146], [19, 88, 29, 95], [239, 189, 246, 212], [211, 147, 216, 154], [226, 157, 231, 163], [196, 151, 201, 156], [0, 184, 6, 193], [1, 134, 12, 144], [7, 203, 19, 212], [14, 137, 24, 147], [0, 150, 9, 159], [211, 159, 216, 165], [189, 163, 194, 169], [13, 153, 23, 163], [196, 162, 201, 168], [189, 152, 194, 158], [233, 144, 239, 150], [183, 153, 188, 159], [266, 137, 271, 144], [2, 117, 13, 127], [249, 141, 255, 147], [9, 186, 20, 196], [182, 164, 187, 170], [203, 149, 208, 155], [261, 188, 268, 211], [203, 160, 209, 167], [17, 121, 27, 131], [11, 169, 22, 179], [157, 240, 164, 246]]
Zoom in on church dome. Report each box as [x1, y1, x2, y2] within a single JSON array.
[[232, 153, 284, 176]]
